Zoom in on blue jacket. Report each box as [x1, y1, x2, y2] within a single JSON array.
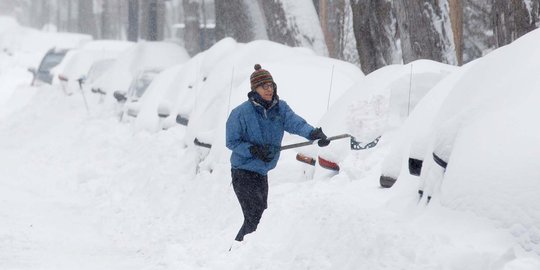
[[226, 94, 314, 175]]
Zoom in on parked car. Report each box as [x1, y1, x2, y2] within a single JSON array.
[[54, 40, 134, 94], [113, 68, 162, 120], [82, 58, 116, 87], [88, 41, 190, 103], [311, 60, 458, 174], [131, 63, 192, 131], [27, 47, 69, 86], [133, 38, 239, 132], [185, 40, 364, 174]]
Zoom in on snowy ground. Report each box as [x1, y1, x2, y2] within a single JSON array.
[[2, 17, 540, 270], [0, 84, 538, 270]]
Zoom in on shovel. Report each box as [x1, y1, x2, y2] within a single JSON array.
[[285, 134, 382, 168], [281, 134, 381, 151]]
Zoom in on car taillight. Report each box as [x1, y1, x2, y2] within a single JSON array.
[[296, 153, 315, 166], [318, 156, 340, 171]]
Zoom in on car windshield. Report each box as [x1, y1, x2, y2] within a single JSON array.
[[86, 59, 115, 84], [127, 70, 160, 99], [39, 51, 67, 72]]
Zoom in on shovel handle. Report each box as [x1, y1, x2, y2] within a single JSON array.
[[280, 134, 351, 151]]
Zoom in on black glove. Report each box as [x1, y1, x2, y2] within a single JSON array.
[[250, 144, 279, 162], [310, 127, 331, 147]]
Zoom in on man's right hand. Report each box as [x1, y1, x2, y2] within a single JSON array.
[[250, 144, 278, 162], [310, 127, 331, 147]]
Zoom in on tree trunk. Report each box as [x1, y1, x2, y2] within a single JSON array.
[[0, 0, 15, 16], [128, 0, 139, 41], [317, 0, 332, 55], [350, 0, 399, 74], [492, 0, 538, 47], [140, 0, 165, 41], [215, 0, 255, 42], [449, 0, 463, 65], [78, 0, 97, 37], [183, 0, 201, 55], [148, 0, 159, 40], [394, 0, 457, 65], [259, 0, 327, 55], [259, 0, 298, 47], [462, 0, 494, 63]]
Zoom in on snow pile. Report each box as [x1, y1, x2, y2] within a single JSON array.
[[313, 60, 457, 165], [0, 16, 91, 118], [55, 40, 134, 80], [428, 28, 540, 254], [134, 64, 186, 131], [183, 39, 363, 173], [134, 38, 239, 132], [0, 16, 91, 61], [379, 60, 478, 181], [89, 41, 190, 101], [384, 28, 540, 256], [2, 16, 540, 270]]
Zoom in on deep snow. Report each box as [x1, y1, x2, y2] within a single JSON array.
[[1, 16, 540, 270]]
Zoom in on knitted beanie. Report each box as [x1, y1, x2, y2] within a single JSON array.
[[250, 64, 274, 90]]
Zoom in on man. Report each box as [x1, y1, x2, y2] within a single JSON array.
[[226, 64, 330, 242]]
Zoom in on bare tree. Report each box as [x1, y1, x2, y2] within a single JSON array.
[[259, 0, 298, 47], [78, 0, 97, 37], [449, 0, 463, 65], [350, 0, 399, 74], [259, 0, 327, 55], [215, 0, 255, 42], [394, 0, 457, 65], [462, 0, 494, 63], [101, 0, 115, 39], [183, 0, 201, 55], [492, 0, 539, 47], [128, 0, 139, 41], [27, 0, 51, 29], [140, 0, 165, 41]]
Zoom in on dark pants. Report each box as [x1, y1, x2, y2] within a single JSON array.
[[231, 168, 268, 241]]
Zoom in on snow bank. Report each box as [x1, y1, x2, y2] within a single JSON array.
[[90, 41, 190, 101], [186, 39, 363, 173], [428, 28, 540, 254], [314, 60, 457, 165]]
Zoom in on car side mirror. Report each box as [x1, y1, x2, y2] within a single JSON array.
[[113, 90, 127, 103], [77, 75, 86, 88], [27, 67, 36, 74]]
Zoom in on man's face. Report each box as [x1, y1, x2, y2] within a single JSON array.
[[255, 82, 274, 102]]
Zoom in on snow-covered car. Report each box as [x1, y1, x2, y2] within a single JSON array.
[[184, 40, 364, 174], [81, 58, 116, 88], [377, 61, 476, 188], [133, 63, 193, 131], [302, 60, 457, 174], [88, 41, 190, 102], [133, 37, 239, 132], [27, 47, 70, 86], [382, 28, 540, 254], [54, 40, 134, 95], [113, 68, 162, 120]]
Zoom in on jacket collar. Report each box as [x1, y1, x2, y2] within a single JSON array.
[[248, 91, 279, 110]]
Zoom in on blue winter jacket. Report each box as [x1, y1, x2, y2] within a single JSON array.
[[226, 93, 314, 176]]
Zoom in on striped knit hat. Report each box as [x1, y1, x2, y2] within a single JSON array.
[[250, 64, 274, 90]]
